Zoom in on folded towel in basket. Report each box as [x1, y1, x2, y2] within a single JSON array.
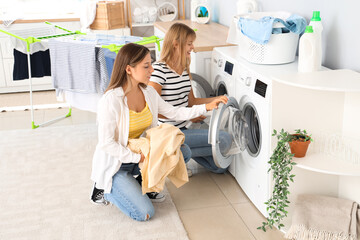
[[285, 194, 359, 240]]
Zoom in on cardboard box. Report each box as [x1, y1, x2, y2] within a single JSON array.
[[90, 1, 125, 30]]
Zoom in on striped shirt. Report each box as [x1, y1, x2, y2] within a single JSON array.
[[128, 103, 153, 139], [150, 62, 191, 128]]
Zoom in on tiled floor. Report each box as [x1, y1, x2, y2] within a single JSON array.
[[0, 91, 285, 240]]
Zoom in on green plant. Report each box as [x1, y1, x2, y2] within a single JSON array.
[[258, 129, 296, 232], [292, 129, 313, 142], [197, 9, 208, 17]]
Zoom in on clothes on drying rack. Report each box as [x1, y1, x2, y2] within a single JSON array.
[[104, 49, 117, 79], [48, 39, 109, 94], [13, 49, 51, 81]]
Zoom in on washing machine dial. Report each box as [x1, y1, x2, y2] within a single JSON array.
[[245, 77, 252, 86], [218, 59, 223, 68]]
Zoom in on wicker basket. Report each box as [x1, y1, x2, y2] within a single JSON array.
[[90, 1, 125, 30]]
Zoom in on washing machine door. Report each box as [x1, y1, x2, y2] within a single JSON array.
[[208, 97, 248, 168], [191, 73, 214, 98]]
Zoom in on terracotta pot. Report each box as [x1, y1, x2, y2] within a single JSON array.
[[288, 134, 311, 158]]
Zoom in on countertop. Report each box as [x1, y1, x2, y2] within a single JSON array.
[[154, 20, 234, 52], [0, 14, 80, 24]]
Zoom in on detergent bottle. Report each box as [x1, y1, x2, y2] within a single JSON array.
[[309, 11, 323, 70], [298, 26, 319, 72]]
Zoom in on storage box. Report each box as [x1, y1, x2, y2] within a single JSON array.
[[227, 12, 300, 65], [90, 1, 125, 30]]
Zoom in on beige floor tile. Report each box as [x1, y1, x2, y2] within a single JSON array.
[[210, 172, 250, 204], [0, 90, 58, 107], [233, 203, 286, 240], [179, 205, 255, 240], [0, 110, 45, 130], [166, 172, 229, 211], [43, 108, 96, 127]]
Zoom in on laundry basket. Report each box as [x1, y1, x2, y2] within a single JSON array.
[[227, 12, 300, 64]]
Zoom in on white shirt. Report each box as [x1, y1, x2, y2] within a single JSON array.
[[91, 86, 207, 193]]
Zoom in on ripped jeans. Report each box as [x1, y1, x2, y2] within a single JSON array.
[[104, 145, 191, 221]]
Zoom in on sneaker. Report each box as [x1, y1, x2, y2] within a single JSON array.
[[187, 168, 193, 178], [90, 183, 109, 206], [146, 192, 166, 203]]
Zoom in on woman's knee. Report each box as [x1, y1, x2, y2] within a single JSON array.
[[131, 205, 155, 221], [180, 144, 192, 163]]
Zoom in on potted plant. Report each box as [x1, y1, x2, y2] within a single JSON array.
[[258, 129, 313, 232], [288, 129, 313, 158]]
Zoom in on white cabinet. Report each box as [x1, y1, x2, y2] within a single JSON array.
[[270, 68, 360, 231], [0, 21, 81, 93]]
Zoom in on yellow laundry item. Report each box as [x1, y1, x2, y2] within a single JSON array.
[[127, 124, 188, 194], [128, 103, 152, 139]]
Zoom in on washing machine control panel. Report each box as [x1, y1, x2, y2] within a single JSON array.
[[218, 59, 223, 68]]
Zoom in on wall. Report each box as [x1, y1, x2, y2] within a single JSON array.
[[185, 0, 360, 72]]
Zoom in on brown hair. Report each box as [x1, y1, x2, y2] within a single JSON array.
[[160, 23, 196, 77], [105, 43, 150, 93]]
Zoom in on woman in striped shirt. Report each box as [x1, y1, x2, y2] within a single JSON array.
[[149, 23, 231, 174]]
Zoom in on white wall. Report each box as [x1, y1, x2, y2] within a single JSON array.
[[186, 0, 360, 72]]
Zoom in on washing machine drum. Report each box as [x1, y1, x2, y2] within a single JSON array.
[[208, 97, 249, 169], [191, 73, 214, 98]]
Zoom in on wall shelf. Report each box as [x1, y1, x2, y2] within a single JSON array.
[[293, 152, 360, 176], [272, 69, 360, 92]]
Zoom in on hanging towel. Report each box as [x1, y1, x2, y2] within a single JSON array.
[[238, 14, 307, 44], [13, 49, 51, 80], [127, 124, 188, 194], [285, 194, 359, 240]]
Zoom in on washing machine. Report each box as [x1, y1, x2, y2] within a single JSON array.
[[209, 46, 272, 217]]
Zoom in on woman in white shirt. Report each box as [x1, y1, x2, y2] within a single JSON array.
[[91, 43, 227, 221], [149, 23, 232, 174]]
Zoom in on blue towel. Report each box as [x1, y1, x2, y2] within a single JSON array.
[[238, 14, 307, 44]]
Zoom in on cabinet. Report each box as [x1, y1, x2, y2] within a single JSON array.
[[0, 21, 81, 93], [270, 68, 360, 231], [154, 20, 234, 83]]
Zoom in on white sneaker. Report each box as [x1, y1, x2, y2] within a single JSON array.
[[146, 192, 166, 203], [187, 168, 193, 178]]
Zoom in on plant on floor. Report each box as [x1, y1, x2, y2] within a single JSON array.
[[258, 129, 296, 232]]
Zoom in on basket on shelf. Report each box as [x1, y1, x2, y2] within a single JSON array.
[[90, 1, 125, 30]]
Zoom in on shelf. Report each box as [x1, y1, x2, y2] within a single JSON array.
[[272, 69, 360, 92], [131, 22, 155, 27], [293, 152, 360, 176]]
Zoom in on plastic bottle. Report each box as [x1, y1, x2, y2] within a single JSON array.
[[309, 11, 323, 70], [298, 26, 319, 73]]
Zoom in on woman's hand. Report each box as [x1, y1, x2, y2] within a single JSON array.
[[205, 95, 228, 111], [191, 115, 207, 123], [139, 153, 145, 163]]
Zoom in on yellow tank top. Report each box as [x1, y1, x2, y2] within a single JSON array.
[[128, 103, 153, 139]]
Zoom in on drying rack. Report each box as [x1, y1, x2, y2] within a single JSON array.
[[0, 21, 162, 129]]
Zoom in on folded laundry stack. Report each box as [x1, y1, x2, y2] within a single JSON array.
[[285, 194, 360, 240]]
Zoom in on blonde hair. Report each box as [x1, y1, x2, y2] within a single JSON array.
[[160, 23, 196, 77], [105, 43, 149, 94]]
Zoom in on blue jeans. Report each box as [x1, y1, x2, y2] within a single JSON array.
[[104, 146, 191, 221], [104, 163, 154, 221], [181, 128, 232, 174]]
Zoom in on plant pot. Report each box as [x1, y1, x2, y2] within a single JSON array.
[[288, 134, 311, 158]]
